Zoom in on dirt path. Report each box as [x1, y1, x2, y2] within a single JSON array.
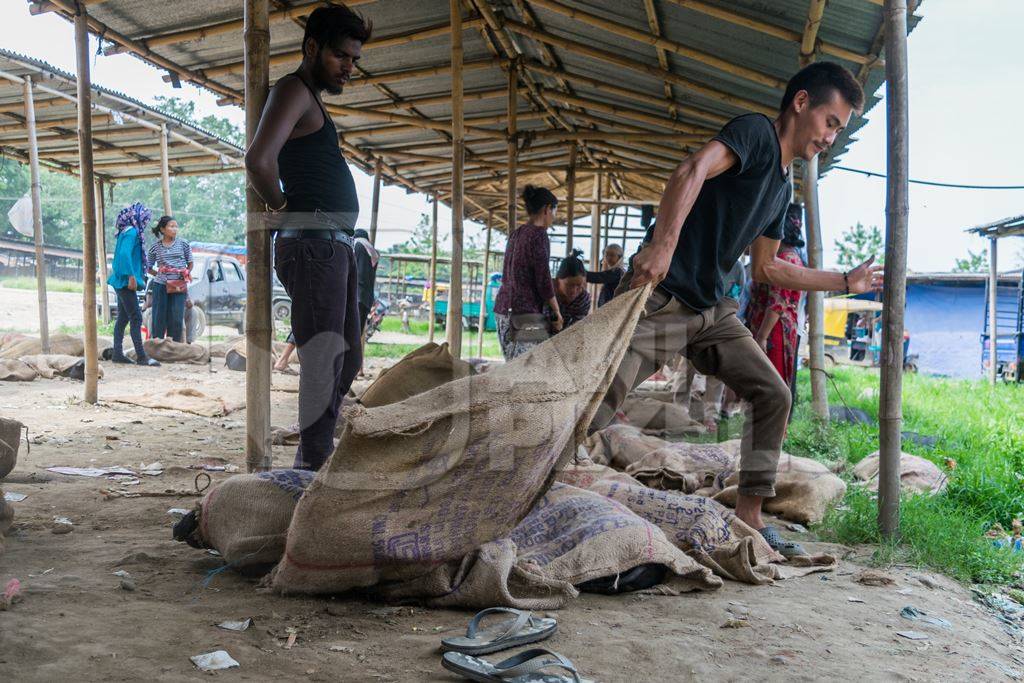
[[1, 362, 1022, 681], [0, 286, 83, 333]]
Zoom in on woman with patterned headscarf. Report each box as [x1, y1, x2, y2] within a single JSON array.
[[107, 202, 160, 367]]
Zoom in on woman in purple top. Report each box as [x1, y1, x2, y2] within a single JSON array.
[[548, 249, 592, 329], [494, 185, 563, 361]]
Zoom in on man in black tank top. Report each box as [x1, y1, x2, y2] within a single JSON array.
[[245, 5, 372, 471]]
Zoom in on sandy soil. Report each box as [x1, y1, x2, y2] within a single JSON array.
[[2, 360, 1023, 681], [0, 286, 84, 333]]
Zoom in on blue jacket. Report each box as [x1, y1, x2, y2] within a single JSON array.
[[107, 228, 146, 289]]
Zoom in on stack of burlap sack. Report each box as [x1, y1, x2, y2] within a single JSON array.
[[0, 333, 106, 382], [176, 289, 836, 610]]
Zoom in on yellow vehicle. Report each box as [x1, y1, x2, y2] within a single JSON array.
[[824, 297, 883, 347]]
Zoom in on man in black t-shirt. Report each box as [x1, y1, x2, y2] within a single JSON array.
[[592, 62, 882, 558]]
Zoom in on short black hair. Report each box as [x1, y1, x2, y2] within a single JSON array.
[[303, 4, 372, 52], [780, 61, 864, 114], [556, 249, 586, 279], [522, 184, 558, 216]]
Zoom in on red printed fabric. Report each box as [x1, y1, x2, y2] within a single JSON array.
[[744, 246, 803, 382], [493, 223, 555, 315]]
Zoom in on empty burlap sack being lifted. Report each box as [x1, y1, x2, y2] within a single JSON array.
[[271, 286, 651, 596]]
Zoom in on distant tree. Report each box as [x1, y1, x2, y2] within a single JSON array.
[[834, 222, 884, 268], [952, 248, 988, 273]]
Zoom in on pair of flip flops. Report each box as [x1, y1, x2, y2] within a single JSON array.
[[441, 607, 591, 682]]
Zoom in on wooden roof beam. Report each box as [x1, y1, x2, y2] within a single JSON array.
[[168, 17, 487, 81], [663, 0, 878, 67], [103, 1, 375, 55], [503, 19, 773, 115], [641, 0, 679, 119], [527, 0, 786, 89], [540, 88, 707, 134]]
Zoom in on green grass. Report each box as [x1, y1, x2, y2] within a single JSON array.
[[0, 276, 83, 293], [378, 317, 431, 336], [783, 367, 1024, 584], [364, 328, 502, 360], [55, 319, 116, 337]]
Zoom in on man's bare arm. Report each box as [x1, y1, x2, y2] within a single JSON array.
[[244, 77, 310, 209], [751, 236, 883, 294], [630, 141, 738, 289]]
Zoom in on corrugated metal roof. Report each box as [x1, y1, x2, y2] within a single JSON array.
[[32, 0, 922, 229], [966, 214, 1024, 239], [0, 47, 244, 181]]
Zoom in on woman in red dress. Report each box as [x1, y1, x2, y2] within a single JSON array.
[[744, 204, 806, 405]]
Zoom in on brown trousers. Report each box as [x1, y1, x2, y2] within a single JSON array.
[[591, 286, 791, 497]]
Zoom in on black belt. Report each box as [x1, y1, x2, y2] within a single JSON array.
[[277, 228, 354, 246]]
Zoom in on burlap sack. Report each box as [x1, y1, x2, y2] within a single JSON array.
[[588, 425, 733, 493], [18, 354, 101, 381], [0, 333, 84, 359], [271, 286, 651, 595], [620, 392, 705, 436], [141, 338, 209, 364], [0, 417, 23, 480], [108, 388, 243, 417], [359, 342, 473, 408], [224, 338, 297, 371], [0, 359, 37, 382], [853, 451, 948, 495], [195, 470, 314, 568], [509, 483, 720, 590], [208, 335, 246, 358], [715, 451, 847, 525]]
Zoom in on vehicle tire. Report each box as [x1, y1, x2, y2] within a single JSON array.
[[903, 362, 918, 374], [273, 300, 291, 321], [187, 305, 207, 342]]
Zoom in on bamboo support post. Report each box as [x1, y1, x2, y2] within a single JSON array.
[[507, 61, 518, 234], [878, 0, 911, 540], [244, 0, 272, 473], [800, 0, 828, 66], [477, 210, 492, 358], [74, 5, 99, 403], [446, 0, 465, 357], [24, 74, 50, 352], [369, 157, 382, 245], [428, 193, 439, 343], [159, 123, 172, 214], [95, 178, 110, 324], [988, 237, 999, 385], [565, 144, 576, 255], [803, 156, 828, 421], [589, 176, 602, 312]]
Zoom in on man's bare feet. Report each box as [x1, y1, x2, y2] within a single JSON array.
[[734, 492, 765, 530]]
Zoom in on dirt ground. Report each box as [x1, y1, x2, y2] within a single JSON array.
[[2, 359, 1024, 682]]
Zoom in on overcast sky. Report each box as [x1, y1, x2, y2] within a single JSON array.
[[3, 0, 1022, 270]]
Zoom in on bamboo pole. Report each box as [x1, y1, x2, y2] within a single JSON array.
[[446, 0, 465, 357], [878, 0, 911, 539], [477, 210, 492, 358], [507, 61, 518, 234], [589, 176, 602, 312], [565, 144, 576, 256], [24, 74, 50, 353], [95, 178, 110, 325], [988, 237, 999, 385], [244, 0, 272, 473], [800, 0, 828, 66], [803, 157, 828, 421], [428, 193, 439, 343], [74, 5, 99, 404], [369, 157, 382, 245], [159, 123, 172, 215], [539, 88, 706, 134]]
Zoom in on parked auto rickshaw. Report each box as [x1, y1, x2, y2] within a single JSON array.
[[809, 297, 917, 372]]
